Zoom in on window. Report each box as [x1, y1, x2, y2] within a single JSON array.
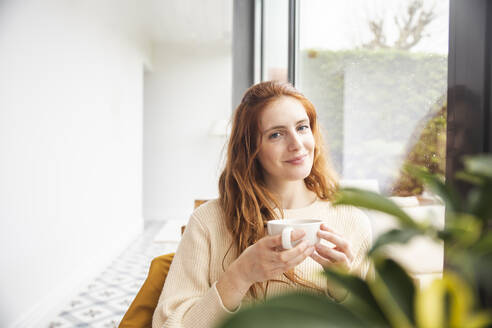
[[261, 0, 450, 201], [261, 0, 289, 82]]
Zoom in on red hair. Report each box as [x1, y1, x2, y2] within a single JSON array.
[[218, 81, 338, 299]]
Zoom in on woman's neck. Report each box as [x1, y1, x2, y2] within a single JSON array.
[[266, 179, 317, 209]]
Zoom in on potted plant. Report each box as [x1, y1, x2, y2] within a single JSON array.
[[217, 155, 492, 328]]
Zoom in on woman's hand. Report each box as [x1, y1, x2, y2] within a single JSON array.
[[216, 230, 314, 311], [231, 229, 315, 286], [310, 224, 354, 273]]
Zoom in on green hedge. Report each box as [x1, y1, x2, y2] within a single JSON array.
[[298, 49, 447, 194]]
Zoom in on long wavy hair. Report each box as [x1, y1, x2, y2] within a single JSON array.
[[218, 81, 339, 300]]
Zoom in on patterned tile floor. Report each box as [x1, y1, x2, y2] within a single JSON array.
[[47, 221, 177, 328]]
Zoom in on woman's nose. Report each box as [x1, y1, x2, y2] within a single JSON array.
[[287, 132, 302, 151]]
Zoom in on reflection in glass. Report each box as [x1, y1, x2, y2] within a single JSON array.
[[297, 0, 449, 198], [391, 96, 446, 199]]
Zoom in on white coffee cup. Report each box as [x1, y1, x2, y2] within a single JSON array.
[[267, 218, 323, 250]]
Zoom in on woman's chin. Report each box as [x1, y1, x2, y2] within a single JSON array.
[[284, 169, 312, 181]]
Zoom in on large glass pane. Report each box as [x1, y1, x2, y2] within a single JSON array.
[[298, 0, 449, 201], [262, 0, 289, 82], [297, 0, 449, 287]]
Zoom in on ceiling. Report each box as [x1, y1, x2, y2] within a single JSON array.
[[102, 0, 232, 48], [143, 0, 232, 46], [72, 0, 232, 49]]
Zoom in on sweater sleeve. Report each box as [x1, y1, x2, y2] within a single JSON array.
[[348, 207, 373, 280], [152, 213, 239, 328]]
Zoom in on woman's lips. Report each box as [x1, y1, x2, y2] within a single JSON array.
[[285, 154, 307, 165]]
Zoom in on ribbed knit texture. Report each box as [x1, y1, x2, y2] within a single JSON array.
[[152, 199, 372, 328]]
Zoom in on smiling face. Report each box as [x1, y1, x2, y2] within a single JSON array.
[[257, 96, 315, 187]]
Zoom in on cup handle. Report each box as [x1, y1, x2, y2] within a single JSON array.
[[281, 227, 294, 250]]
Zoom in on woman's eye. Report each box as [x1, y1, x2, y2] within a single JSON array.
[[269, 132, 281, 139], [298, 125, 310, 132]]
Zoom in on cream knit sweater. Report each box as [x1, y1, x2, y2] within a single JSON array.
[[152, 198, 372, 328]]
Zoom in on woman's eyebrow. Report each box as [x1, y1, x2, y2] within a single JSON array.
[[263, 119, 309, 134]]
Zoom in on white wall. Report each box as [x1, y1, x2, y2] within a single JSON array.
[[144, 43, 232, 220], [0, 1, 147, 327]]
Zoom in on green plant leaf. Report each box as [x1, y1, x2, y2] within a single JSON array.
[[415, 272, 472, 328], [334, 188, 418, 229], [445, 248, 479, 287], [470, 232, 492, 254], [463, 312, 492, 328], [369, 228, 422, 255], [452, 237, 492, 292], [463, 155, 492, 179], [474, 255, 492, 292], [322, 269, 390, 327], [373, 258, 416, 326], [404, 164, 461, 213], [445, 214, 482, 247], [465, 184, 492, 220], [216, 292, 368, 328], [437, 229, 453, 242], [455, 171, 485, 186]]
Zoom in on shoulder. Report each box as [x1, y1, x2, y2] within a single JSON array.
[[188, 199, 226, 233], [192, 199, 224, 219]]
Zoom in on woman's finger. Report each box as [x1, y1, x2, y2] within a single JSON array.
[[283, 245, 315, 269], [264, 229, 306, 249], [290, 229, 307, 242], [310, 251, 332, 268], [264, 234, 283, 249], [320, 224, 338, 234], [320, 224, 354, 260], [315, 243, 348, 264], [276, 240, 309, 262], [269, 241, 313, 272], [317, 231, 353, 260], [317, 230, 348, 250], [341, 246, 354, 262], [266, 238, 308, 263]]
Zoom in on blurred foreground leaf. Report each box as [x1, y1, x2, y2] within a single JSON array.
[[466, 184, 492, 220], [372, 258, 416, 327], [405, 164, 461, 213], [416, 272, 492, 328], [334, 188, 418, 228], [217, 292, 367, 328], [463, 155, 492, 179], [323, 269, 390, 327], [369, 228, 423, 255]]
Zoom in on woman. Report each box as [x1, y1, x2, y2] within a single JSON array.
[[152, 81, 372, 328]]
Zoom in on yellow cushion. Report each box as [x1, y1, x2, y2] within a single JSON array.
[[119, 253, 175, 328]]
